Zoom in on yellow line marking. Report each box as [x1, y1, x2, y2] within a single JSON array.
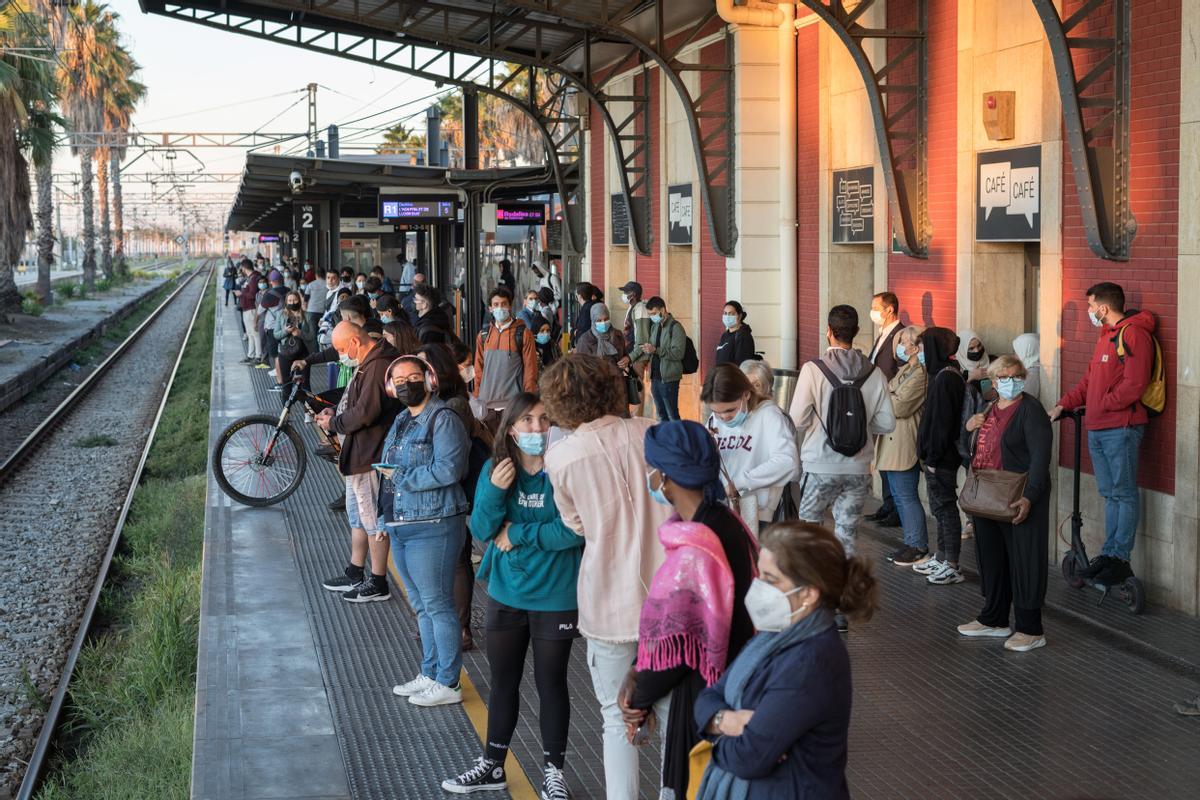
[[388, 552, 540, 800]]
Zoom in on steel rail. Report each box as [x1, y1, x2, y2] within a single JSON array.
[[14, 261, 215, 800], [0, 262, 206, 483]]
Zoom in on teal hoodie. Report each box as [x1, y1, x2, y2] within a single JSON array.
[[470, 458, 583, 612]]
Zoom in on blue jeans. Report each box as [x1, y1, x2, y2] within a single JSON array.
[[650, 378, 680, 422], [883, 467, 928, 550], [389, 515, 466, 686], [1087, 425, 1144, 561]]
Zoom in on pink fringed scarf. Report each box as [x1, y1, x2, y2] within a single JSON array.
[[636, 516, 735, 687]]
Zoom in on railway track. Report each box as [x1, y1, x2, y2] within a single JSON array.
[[0, 260, 214, 800]]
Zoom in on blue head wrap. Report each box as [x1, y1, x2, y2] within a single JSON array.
[[644, 420, 726, 505]]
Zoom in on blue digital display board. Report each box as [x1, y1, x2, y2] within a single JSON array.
[[380, 196, 457, 222]]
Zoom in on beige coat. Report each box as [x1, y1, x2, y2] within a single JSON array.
[[875, 359, 926, 472]]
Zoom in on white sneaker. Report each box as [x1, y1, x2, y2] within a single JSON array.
[[409, 680, 463, 707], [927, 563, 965, 585], [912, 557, 943, 575], [392, 674, 435, 697]]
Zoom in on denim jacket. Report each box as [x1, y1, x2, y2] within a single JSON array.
[[378, 396, 470, 524]]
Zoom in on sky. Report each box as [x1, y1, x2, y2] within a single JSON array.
[[51, 1, 451, 235]]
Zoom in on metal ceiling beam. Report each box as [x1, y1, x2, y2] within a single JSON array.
[[146, 2, 586, 250], [1032, 0, 1134, 261], [798, 0, 929, 257], [52, 172, 244, 184]]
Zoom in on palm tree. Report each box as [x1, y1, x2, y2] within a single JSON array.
[[23, 1, 61, 304], [103, 43, 143, 278], [57, 1, 115, 291], [0, 0, 58, 316]]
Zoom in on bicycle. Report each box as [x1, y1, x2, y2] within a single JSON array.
[[211, 381, 338, 506]]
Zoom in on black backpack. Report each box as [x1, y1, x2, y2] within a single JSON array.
[[810, 358, 876, 457], [681, 334, 700, 375]]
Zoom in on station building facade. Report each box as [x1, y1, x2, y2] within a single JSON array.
[[578, 1, 1197, 615]]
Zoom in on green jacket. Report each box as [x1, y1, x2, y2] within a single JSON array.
[[634, 313, 687, 383]]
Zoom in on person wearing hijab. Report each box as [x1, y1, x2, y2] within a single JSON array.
[[1012, 333, 1041, 398], [620, 420, 759, 800], [530, 312, 561, 369], [956, 329, 991, 386], [914, 327, 967, 586], [575, 302, 630, 369]]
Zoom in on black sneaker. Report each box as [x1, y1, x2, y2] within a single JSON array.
[[1080, 555, 1113, 580], [328, 495, 346, 512], [322, 569, 362, 592], [343, 577, 390, 603], [891, 547, 931, 566], [441, 757, 506, 794], [877, 513, 902, 528], [268, 384, 284, 393], [541, 764, 569, 800], [1095, 558, 1133, 586], [885, 546, 908, 563]]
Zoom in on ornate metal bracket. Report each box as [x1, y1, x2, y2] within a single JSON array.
[[798, 0, 929, 258], [1032, 0, 1134, 261]]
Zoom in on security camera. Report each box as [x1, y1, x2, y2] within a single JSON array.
[[289, 170, 305, 192]]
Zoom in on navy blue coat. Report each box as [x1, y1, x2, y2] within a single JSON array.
[[693, 626, 852, 799]]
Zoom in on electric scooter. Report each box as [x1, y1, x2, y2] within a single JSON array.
[[1058, 408, 1145, 614]]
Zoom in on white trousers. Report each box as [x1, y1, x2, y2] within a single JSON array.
[[585, 638, 671, 800], [242, 310, 261, 358]]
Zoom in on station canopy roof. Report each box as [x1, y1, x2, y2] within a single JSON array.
[[140, 0, 715, 75], [230, 153, 566, 232]]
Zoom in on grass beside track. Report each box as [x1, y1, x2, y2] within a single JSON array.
[[37, 287, 215, 800]]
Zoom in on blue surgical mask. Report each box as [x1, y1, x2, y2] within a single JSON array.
[[338, 352, 358, 368], [515, 431, 548, 456], [525, 299, 538, 311], [535, 332, 552, 345], [917, 350, 926, 366], [723, 407, 749, 428], [896, 343, 909, 363], [258, 282, 267, 290], [646, 472, 670, 506], [649, 313, 663, 325], [368, 292, 379, 300], [594, 320, 610, 334], [380, 314, 393, 324], [722, 313, 737, 329], [996, 377, 1025, 400], [492, 307, 511, 323]]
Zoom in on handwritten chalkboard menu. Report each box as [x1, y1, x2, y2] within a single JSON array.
[[610, 194, 629, 246], [546, 220, 562, 255]]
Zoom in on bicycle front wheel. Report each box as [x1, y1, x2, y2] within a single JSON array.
[[212, 414, 308, 506]]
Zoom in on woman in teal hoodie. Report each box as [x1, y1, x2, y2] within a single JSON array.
[[441, 392, 583, 800]]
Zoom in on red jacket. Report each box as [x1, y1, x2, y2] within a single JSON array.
[[1058, 309, 1155, 431]]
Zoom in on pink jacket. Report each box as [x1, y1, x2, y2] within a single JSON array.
[[545, 415, 670, 642]]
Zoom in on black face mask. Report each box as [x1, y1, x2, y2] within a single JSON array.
[[395, 381, 428, 408], [967, 348, 985, 361], [286, 302, 301, 311]]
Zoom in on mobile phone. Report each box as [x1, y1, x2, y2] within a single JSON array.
[[371, 462, 399, 471], [631, 723, 651, 746]]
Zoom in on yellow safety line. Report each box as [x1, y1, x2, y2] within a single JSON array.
[[387, 553, 540, 800]]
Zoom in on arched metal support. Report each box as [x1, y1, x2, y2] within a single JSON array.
[[504, 1, 738, 256], [797, 0, 929, 257], [146, 3, 587, 252], [1032, 0, 1135, 261]]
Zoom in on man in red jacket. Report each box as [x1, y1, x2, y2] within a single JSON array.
[[1051, 282, 1154, 585]]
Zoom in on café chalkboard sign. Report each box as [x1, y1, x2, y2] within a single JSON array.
[[610, 193, 629, 246]]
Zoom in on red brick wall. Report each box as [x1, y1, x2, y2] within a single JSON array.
[[1058, 0, 1179, 494], [886, 0, 957, 329], [588, 104, 606, 292], [698, 39, 730, 373], [796, 21, 821, 363], [635, 69, 661, 299]]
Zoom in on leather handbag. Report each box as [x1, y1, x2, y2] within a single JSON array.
[[957, 403, 1027, 522]]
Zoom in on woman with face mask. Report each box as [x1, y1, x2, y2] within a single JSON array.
[[693, 522, 877, 799], [956, 328, 991, 386], [531, 314, 560, 369], [273, 291, 317, 392], [715, 301, 757, 366], [701, 365, 799, 529], [574, 303, 629, 368], [876, 326, 931, 566], [379, 356, 471, 709], [960, 355, 1053, 652], [620, 420, 759, 800], [441, 393, 583, 799]]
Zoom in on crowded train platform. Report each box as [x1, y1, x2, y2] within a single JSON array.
[[3, 1, 1199, 799]]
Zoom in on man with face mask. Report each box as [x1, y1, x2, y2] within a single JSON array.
[[788, 306, 895, 616], [315, 322, 402, 601], [472, 286, 540, 408], [865, 292, 902, 526], [236, 259, 263, 363], [1052, 281, 1156, 585]]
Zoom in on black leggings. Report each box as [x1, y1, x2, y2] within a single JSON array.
[[484, 621, 573, 768]]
